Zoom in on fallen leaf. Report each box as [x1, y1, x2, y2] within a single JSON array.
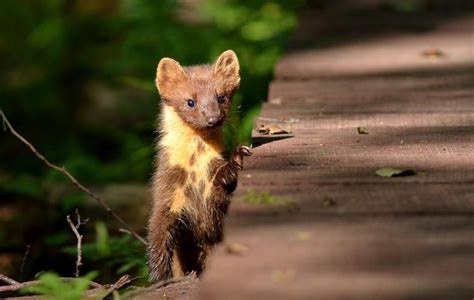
[[268, 97, 282, 105], [357, 127, 369, 134], [376, 168, 417, 178], [295, 231, 312, 241], [322, 196, 336, 208], [224, 243, 248, 255], [257, 124, 291, 135], [289, 161, 307, 166], [421, 47, 445, 59], [271, 270, 295, 283]]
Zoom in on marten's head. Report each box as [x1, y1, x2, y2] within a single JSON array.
[[156, 50, 240, 130]]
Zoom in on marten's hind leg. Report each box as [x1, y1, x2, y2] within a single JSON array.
[[147, 210, 180, 282], [176, 229, 209, 276]]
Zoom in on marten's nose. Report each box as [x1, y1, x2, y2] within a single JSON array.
[[206, 118, 217, 127]]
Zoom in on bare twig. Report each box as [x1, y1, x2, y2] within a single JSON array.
[[118, 228, 132, 234], [66, 214, 83, 277], [19, 244, 31, 281], [0, 273, 20, 286], [75, 208, 89, 229], [125, 272, 197, 298], [0, 109, 147, 246], [0, 276, 103, 293], [119, 228, 135, 237], [102, 275, 131, 298]]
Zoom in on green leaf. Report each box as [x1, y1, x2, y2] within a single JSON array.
[[95, 222, 110, 256], [375, 168, 417, 177], [20, 271, 98, 300], [71, 271, 98, 295]]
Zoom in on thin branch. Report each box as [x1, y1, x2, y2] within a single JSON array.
[[127, 272, 197, 297], [102, 275, 131, 298], [67, 214, 83, 277], [118, 228, 135, 238], [0, 274, 20, 286], [0, 276, 103, 293], [0, 108, 147, 246], [75, 208, 89, 229], [19, 244, 31, 281]]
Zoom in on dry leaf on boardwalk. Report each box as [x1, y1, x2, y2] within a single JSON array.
[[295, 231, 312, 241], [224, 243, 248, 255], [321, 196, 336, 208], [257, 124, 291, 135], [268, 97, 282, 105], [375, 168, 417, 178], [421, 47, 445, 59], [357, 126, 369, 134], [271, 270, 295, 283]]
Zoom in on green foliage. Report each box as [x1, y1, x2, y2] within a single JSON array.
[[381, 0, 426, 13], [95, 221, 111, 257], [20, 271, 98, 300], [1, 0, 303, 186], [0, 174, 42, 198], [60, 192, 87, 213], [242, 190, 291, 205], [0, 0, 302, 284], [63, 222, 147, 281], [44, 231, 71, 247]]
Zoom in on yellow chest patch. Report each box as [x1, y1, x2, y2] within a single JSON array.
[[159, 105, 224, 213]]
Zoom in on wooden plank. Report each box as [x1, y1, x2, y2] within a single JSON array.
[[268, 73, 474, 113], [257, 113, 474, 129], [232, 182, 474, 216], [201, 216, 474, 300], [199, 3, 474, 299], [247, 126, 474, 180], [275, 16, 474, 79]]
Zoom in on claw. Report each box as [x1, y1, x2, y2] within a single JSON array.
[[234, 161, 243, 170], [218, 163, 238, 187], [221, 177, 228, 185], [237, 144, 252, 156]]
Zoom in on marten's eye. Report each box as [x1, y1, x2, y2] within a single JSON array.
[[217, 95, 226, 104], [186, 99, 196, 108]]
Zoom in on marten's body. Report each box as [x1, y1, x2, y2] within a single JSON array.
[[147, 50, 250, 282]]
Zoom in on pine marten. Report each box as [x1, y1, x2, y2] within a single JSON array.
[[147, 50, 251, 282]]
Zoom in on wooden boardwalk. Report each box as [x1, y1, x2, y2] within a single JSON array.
[[200, 2, 474, 299]]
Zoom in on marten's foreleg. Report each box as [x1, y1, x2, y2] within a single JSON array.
[[216, 145, 251, 193]]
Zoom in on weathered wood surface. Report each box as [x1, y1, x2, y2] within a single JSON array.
[[199, 2, 474, 299]]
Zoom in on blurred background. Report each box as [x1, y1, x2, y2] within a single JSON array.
[[0, 0, 303, 285]]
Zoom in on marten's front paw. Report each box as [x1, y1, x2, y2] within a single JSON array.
[[232, 144, 252, 170], [218, 163, 238, 187]]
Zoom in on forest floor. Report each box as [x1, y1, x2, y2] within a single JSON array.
[[195, 1, 474, 299]]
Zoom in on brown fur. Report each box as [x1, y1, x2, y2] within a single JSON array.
[[147, 50, 249, 282]]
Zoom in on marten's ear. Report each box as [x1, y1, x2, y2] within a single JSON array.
[[214, 50, 240, 91], [156, 57, 188, 96]]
